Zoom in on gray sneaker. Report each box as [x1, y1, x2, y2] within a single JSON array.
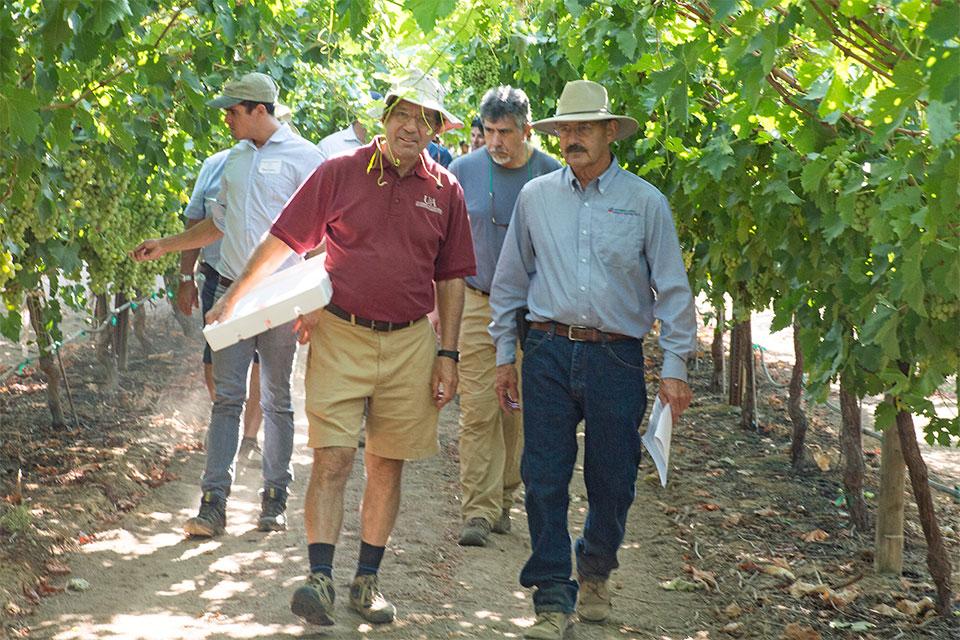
[[183, 492, 226, 538], [492, 508, 512, 534], [349, 574, 396, 623], [458, 517, 492, 546], [291, 572, 335, 626]]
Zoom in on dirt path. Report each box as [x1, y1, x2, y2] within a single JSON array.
[[21, 355, 704, 640]]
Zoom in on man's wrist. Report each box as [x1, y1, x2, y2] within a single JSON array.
[[179, 273, 195, 283], [437, 349, 460, 362]]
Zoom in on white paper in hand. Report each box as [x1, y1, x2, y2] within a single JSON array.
[[203, 254, 332, 352], [641, 397, 673, 487]]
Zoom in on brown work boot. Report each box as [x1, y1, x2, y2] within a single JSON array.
[[524, 612, 573, 639], [183, 492, 226, 538], [458, 517, 492, 546], [576, 575, 611, 622]]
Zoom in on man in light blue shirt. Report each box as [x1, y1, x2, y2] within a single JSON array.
[[133, 72, 323, 538], [489, 80, 696, 639]]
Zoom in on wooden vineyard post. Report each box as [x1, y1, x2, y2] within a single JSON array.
[[874, 418, 906, 574]]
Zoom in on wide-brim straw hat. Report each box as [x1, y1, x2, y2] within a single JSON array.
[[532, 80, 638, 141], [384, 70, 463, 132]]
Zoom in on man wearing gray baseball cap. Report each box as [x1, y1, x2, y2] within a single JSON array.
[[133, 70, 323, 539]]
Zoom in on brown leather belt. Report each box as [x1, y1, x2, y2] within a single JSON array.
[[466, 282, 490, 296], [218, 275, 234, 288], [529, 321, 633, 343], [198, 261, 219, 281], [326, 303, 416, 332]]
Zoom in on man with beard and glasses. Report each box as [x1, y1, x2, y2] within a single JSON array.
[[488, 80, 696, 639], [447, 86, 560, 548], [205, 70, 475, 627]]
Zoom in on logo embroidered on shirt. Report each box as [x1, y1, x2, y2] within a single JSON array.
[[415, 195, 443, 214]]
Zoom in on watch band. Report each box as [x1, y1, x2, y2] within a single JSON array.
[[437, 349, 460, 362], [179, 273, 194, 283]]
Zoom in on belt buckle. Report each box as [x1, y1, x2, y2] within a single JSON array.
[[567, 325, 590, 341]]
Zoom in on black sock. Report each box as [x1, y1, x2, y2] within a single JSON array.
[[356, 540, 386, 577], [308, 543, 335, 577]]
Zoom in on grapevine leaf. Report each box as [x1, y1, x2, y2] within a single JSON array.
[[406, 0, 456, 33], [926, 100, 958, 147], [0, 86, 42, 144], [89, 0, 132, 34], [926, 2, 960, 43]]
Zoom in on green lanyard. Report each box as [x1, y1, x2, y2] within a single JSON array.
[[489, 152, 533, 228]]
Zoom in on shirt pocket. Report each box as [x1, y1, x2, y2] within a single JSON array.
[[594, 209, 643, 267]]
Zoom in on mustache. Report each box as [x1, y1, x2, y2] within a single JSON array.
[[564, 144, 588, 154]]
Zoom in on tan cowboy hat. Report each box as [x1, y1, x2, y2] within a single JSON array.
[[384, 70, 464, 132], [532, 80, 638, 141]]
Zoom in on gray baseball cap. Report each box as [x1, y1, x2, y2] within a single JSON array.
[[208, 72, 279, 108]]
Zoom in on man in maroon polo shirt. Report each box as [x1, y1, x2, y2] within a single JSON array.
[[206, 71, 475, 627]]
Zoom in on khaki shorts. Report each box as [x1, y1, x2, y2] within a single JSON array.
[[304, 309, 440, 460]]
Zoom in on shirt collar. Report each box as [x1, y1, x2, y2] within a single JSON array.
[[239, 123, 294, 150], [342, 124, 361, 143], [564, 156, 621, 194]]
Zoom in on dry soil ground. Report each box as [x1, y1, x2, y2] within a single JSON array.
[[1, 305, 957, 639]]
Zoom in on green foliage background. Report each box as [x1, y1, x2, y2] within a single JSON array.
[[1, 0, 957, 442]]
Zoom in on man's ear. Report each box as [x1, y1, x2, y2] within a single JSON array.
[[606, 119, 619, 142]]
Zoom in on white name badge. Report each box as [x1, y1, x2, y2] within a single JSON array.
[[259, 159, 282, 174]]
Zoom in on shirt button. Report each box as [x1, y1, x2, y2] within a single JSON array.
[[581, 314, 587, 320], [580, 285, 586, 291], [581, 229, 587, 235], [581, 258, 587, 263]]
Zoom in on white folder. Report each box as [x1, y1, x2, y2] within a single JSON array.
[[641, 397, 673, 487]]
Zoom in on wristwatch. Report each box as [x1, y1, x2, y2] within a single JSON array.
[[437, 349, 460, 362], [179, 273, 194, 283]]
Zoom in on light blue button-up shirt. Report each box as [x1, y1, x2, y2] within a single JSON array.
[[183, 149, 229, 269], [213, 124, 324, 279], [488, 159, 697, 381]]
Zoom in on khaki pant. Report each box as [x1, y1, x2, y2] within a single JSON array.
[[458, 287, 523, 524], [304, 310, 439, 460]]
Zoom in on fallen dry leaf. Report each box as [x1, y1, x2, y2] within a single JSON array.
[[754, 507, 780, 517], [788, 581, 829, 598], [813, 452, 832, 472], [760, 564, 797, 582], [722, 513, 743, 528], [722, 622, 744, 636], [724, 602, 743, 619], [801, 529, 830, 543], [700, 503, 722, 511], [780, 622, 821, 640], [737, 559, 761, 573], [895, 596, 935, 617], [684, 564, 718, 591], [694, 488, 713, 498], [820, 586, 859, 608], [871, 604, 909, 619]]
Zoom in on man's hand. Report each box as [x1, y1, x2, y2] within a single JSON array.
[[431, 355, 458, 409], [176, 281, 199, 316], [657, 377, 692, 424], [495, 364, 521, 413], [205, 291, 236, 326], [427, 308, 440, 336], [130, 239, 165, 262], [292, 309, 323, 345]]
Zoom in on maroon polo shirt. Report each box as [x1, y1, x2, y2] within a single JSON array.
[[271, 139, 476, 323]]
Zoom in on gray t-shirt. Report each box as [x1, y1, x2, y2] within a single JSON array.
[[449, 147, 561, 292]]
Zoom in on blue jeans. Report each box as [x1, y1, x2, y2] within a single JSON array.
[[519, 328, 647, 613], [201, 283, 297, 498]]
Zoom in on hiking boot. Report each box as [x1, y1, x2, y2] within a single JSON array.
[[257, 487, 287, 531], [576, 575, 611, 623], [349, 574, 396, 624], [183, 492, 226, 538], [237, 436, 262, 467], [524, 612, 573, 639], [492, 507, 512, 534], [290, 572, 335, 626], [458, 517, 492, 546]]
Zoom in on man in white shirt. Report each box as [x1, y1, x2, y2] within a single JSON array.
[[316, 92, 382, 162], [132, 72, 323, 537]]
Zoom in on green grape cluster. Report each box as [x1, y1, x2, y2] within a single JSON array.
[[458, 46, 500, 91], [851, 193, 870, 232], [928, 296, 960, 323], [0, 178, 39, 248], [825, 149, 852, 191], [0, 249, 18, 290]]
